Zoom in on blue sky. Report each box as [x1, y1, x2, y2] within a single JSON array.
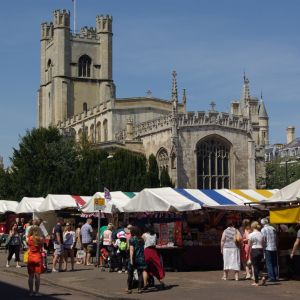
[[0, 0, 299, 167]]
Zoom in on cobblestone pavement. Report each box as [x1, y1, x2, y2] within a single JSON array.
[[0, 250, 299, 300]]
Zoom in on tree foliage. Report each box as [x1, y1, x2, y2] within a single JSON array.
[[266, 159, 300, 189], [4, 127, 169, 200], [146, 154, 160, 188], [160, 166, 173, 187], [10, 127, 79, 200]]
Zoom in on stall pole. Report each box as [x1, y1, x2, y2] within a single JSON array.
[[96, 210, 101, 268]]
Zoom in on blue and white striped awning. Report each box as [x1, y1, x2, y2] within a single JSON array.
[[122, 188, 278, 212]]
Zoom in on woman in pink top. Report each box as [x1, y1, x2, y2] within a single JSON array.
[[240, 219, 252, 279]]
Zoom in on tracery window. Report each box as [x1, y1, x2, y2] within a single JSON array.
[[157, 148, 169, 171], [78, 55, 91, 77], [196, 137, 230, 189]]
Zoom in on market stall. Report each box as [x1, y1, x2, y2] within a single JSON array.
[[0, 200, 18, 237], [82, 191, 136, 214], [122, 187, 276, 271], [259, 180, 300, 277]]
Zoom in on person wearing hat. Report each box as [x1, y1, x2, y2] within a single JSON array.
[[261, 218, 278, 282], [115, 231, 128, 273]]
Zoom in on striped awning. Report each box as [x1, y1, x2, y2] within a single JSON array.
[[175, 189, 278, 209]]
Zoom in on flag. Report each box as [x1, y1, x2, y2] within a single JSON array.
[[104, 187, 111, 201]]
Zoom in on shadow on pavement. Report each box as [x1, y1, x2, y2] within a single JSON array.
[[142, 284, 179, 294], [0, 280, 64, 299]]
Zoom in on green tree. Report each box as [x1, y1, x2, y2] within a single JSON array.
[[266, 159, 300, 189], [99, 149, 148, 192], [160, 166, 173, 187], [10, 127, 79, 200], [146, 154, 160, 187], [0, 168, 13, 199]]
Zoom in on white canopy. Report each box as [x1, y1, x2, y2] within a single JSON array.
[[38, 194, 91, 212], [122, 187, 202, 212], [266, 179, 300, 203], [0, 200, 18, 214], [82, 191, 132, 213], [15, 197, 45, 214]]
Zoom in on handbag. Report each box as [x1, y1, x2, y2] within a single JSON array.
[[23, 250, 29, 264], [77, 249, 85, 259]]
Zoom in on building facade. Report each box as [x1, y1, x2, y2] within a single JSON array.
[[38, 10, 269, 189]]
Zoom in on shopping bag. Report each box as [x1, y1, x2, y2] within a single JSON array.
[[77, 250, 85, 259], [23, 250, 29, 263]]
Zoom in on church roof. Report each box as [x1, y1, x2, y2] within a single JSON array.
[[258, 99, 268, 118], [281, 137, 300, 150]]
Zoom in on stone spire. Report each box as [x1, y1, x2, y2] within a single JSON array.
[[171, 70, 178, 136], [172, 70, 178, 105], [258, 92, 268, 118], [241, 73, 251, 104], [182, 88, 187, 109]]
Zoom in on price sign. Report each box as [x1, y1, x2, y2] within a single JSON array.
[[94, 197, 106, 211]]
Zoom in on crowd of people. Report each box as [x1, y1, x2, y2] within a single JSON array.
[[3, 216, 166, 296], [3, 215, 300, 296], [221, 217, 300, 286]]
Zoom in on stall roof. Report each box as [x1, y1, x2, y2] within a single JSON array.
[[122, 188, 277, 212], [0, 200, 19, 214], [38, 194, 92, 212], [262, 179, 300, 204], [122, 188, 203, 212], [82, 191, 137, 213], [16, 197, 45, 214]]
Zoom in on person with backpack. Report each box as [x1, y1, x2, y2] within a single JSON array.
[[115, 231, 128, 273]]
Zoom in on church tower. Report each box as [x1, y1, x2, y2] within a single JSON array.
[[38, 10, 115, 127]]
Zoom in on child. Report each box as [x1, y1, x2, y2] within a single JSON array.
[[100, 247, 109, 271], [115, 231, 128, 273]]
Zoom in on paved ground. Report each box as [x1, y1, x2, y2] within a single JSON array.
[[0, 249, 299, 299]]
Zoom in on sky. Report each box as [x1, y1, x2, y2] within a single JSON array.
[[0, 0, 300, 167]]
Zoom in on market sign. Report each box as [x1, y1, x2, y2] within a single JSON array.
[[94, 197, 106, 211]]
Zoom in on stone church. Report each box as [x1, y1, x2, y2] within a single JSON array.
[[38, 10, 269, 189]]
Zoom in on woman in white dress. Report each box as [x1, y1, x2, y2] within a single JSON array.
[[221, 220, 242, 281]]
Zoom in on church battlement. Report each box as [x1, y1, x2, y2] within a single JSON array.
[[58, 100, 112, 128], [96, 15, 113, 33], [71, 26, 98, 40], [41, 22, 54, 40], [115, 111, 250, 141], [53, 9, 70, 28]]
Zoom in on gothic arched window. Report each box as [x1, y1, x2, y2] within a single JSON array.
[[96, 121, 101, 142], [157, 148, 169, 171], [196, 137, 231, 189], [103, 119, 108, 142], [78, 55, 91, 77]]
